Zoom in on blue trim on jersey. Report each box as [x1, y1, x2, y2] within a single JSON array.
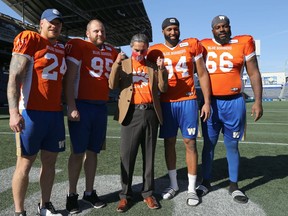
[[159, 99, 199, 139], [19, 110, 65, 156], [68, 100, 107, 153]]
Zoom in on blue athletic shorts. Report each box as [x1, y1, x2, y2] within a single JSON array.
[[159, 99, 199, 139], [16, 110, 65, 156], [202, 94, 246, 140], [68, 100, 107, 154]]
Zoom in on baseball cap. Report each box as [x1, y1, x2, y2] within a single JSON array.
[[41, 9, 63, 22], [162, 17, 180, 30], [211, 15, 230, 28]]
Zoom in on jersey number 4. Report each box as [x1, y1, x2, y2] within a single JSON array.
[[42, 53, 66, 80], [164, 56, 189, 79]]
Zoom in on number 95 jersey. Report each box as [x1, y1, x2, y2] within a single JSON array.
[[201, 35, 256, 96], [65, 38, 118, 101], [12, 31, 66, 111]]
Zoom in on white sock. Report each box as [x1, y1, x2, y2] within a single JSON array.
[[168, 169, 179, 191], [188, 173, 197, 193]]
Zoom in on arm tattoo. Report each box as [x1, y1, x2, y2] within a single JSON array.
[[7, 54, 29, 109]]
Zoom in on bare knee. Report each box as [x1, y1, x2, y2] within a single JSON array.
[[184, 138, 197, 152]]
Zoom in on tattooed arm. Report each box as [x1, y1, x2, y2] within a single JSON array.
[[7, 54, 29, 132]]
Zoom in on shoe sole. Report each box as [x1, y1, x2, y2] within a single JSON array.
[[82, 199, 106, 209], [66, 209, 81, 214]]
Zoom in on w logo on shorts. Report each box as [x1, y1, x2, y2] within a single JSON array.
[[187, 127, 196, 135], [233, 132, 240, 139], [58, 140, 65, 149]]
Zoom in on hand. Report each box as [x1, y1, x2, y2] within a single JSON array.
[[156, 56, 164, 69], [9, 112, 25, 133], [67, 107, 80, 121], [251, 102, 263, 122], [200, 103, 211, 122], [116, 52, 126, 65]]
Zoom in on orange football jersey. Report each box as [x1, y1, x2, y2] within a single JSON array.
[[12, 30, 66, 111], [65, 38, 118, 101], [201, 35, 256, 96], [147, 38, 202, 102]]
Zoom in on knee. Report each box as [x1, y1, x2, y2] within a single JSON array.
[[184, 139, 197, 152]]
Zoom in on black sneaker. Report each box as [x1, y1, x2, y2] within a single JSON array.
[[37, 202, 61, 215], [66, 193, 81, 214], [82, 190, 106, 208], [14, 211, 26, 216]]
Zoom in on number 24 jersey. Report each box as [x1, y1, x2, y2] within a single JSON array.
[[12, 30, 66, 111]]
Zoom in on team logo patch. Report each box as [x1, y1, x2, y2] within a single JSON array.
[[179, 42, 189, 47], [233, 131, 240, 139], [187, 127, 196, 135]]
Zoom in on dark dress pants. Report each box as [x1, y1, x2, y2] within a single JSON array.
[[119, 106, 159, 199]]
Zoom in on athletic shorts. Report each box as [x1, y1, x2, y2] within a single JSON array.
[[202, 94, 246, 140], [159, 99, 199, 139], [68, 100, 107, 154], [16, 110, 65, 156]]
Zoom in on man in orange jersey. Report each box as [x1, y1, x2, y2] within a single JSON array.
[[197, 15, 263, 204], [147, 18, 211, 206], [109, 33, 168, 212], [64, 19, 118, 214], [7, 9, 66, 216]]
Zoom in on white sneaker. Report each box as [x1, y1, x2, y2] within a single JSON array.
[[37, 202, 62, 216]]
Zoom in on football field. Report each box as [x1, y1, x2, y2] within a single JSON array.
[[0, 101, 287, 216]]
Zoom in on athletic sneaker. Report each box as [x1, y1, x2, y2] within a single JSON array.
[[37, 202, 62, 216], [66, 193, 81, 214], [14, 211, 26, 216], [82, 190, 106, 208]]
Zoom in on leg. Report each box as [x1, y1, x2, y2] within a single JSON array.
[[201, 135, 218, 183], [12, 155, 37, 212], [224, 136, 248, 204], [196, 120, 219, 197], [119, 130, 140, 199], [183, 138, 200, 206], [68, 152, 85, 194], [164, 137, 179, 190], [183, 138, 197, 192], [141, 109, 158, 198], [162, 137, 179, 200], [164, 137, 177, 171], [223, 136, 240, 191], [39, 150, 58, 206], [84, 150, 98, 192], [183, 138, 197, 176]]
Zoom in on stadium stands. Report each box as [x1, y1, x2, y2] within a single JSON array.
[[244, 84, 288, 101]]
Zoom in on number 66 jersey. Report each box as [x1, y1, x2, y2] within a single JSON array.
[[201, 35, 256, 96], [13, 30, 66, 111]]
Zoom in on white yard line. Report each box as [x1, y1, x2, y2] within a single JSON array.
[[1, 133, 287, 146]]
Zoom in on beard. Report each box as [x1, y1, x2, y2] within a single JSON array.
[[164, 34, 180, 47], [214, 31, 232, 45]]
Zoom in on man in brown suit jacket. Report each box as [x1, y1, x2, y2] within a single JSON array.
[[109, 33, 168, 212]]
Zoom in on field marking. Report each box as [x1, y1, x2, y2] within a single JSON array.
[[0, 172, 266, 216], [1, 132, 287, 146], [0, 167, 62, 193], [248, 122, 288, 126]]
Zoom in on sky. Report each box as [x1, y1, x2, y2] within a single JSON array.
[[1, 0, 287, 73]]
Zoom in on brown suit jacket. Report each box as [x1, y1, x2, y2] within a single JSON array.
[[109, 58, 168, 125]]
